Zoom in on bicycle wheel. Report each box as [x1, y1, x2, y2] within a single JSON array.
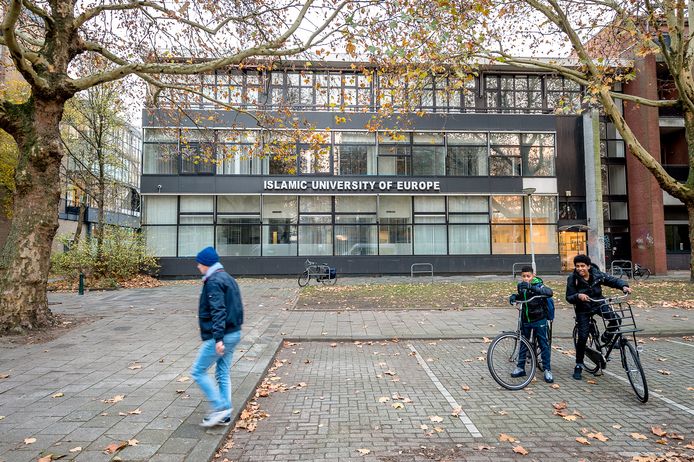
[[298, 270, 310, 287], [633, 268, 644, 280], [572, 324, 600, 374], [639, 268, 651, 280], [487, 333, 536, 390], [622, 340, 648, 403], [320, 272, 337, 286]]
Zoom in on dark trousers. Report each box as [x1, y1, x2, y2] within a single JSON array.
[[575, 304, 621, 364], [516, 319, 551, 371]]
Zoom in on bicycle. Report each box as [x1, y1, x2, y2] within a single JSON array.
[[614, 263, 651, 280], [487, 295, 553, 390], [297, 259, 337, 287], [572, 295, 648, 402]]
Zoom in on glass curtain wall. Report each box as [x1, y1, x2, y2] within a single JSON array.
[[143, 129, 178, 174], [412, 133, 445, 176], [299, 196, 333, 255], [178, 195, 214, 256], [333, 132, 377, 175], [525, 195, 559, 254], [446, 133, 488, 176], [491, 195, 524, 253]]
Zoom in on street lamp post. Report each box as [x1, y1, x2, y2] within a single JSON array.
[[522, 187, 537, 273]]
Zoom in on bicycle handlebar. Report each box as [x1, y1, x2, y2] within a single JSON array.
[[584, 294, 629, 304], [512, 295, 548, 306]]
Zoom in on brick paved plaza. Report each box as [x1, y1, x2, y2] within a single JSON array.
[[0, 277, 692, 461]]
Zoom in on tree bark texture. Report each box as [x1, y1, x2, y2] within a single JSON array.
[[0, 98, 64, 333]]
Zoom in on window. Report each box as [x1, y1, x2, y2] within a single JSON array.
[[414, 196, 446, 254], [489, 133, 521, 176], [180, 130, 215, 175], [525, 195, 558, 254], [334, 196, 377, 255], [600, 121, 626, 158], [665, 224, 690, 253], [143, 129, 178, 174], [299, 132, 331, 174], [378, 196, 412, 255], [448, 196, 490, 254], [378, 133, 411, 175], [491, 195, 524, 253], [521, 133, 555, 176], [412, 133, 445, 176], [546, 76, 582, 114], [266, 133, 297, 175], [446, 133, 488, 176], [298, 196, 332, 255], [333, 132, 377, 175], [486, 75, 543, 113], [216, 196, 261, 256], [218, 131, 265, 175], [142, 196, 177, 256], [262, 195, 297, 256], [178, 196, 214, 256], [601, 164, 627, 195]]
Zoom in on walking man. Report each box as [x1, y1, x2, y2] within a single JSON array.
[[191, 246, 244, 427]]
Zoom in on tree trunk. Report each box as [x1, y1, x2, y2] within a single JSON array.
[[689, 202, 694, 283], [73, 193, 86, 245], [0, 99, 65, 333], [96, 155, 105, 263]]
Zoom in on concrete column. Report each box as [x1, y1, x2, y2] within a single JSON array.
[[583, 108, 606, 270], [623, 55, 667, 274]]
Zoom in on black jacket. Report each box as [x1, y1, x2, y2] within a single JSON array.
[[512, 277, 553, 323], [565, 264, 628, 313], [198, 270, 244, 342]]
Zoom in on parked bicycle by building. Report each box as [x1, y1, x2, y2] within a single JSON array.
[[298, 259, 337, 287]]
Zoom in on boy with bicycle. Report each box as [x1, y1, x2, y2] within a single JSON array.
[[509, 265, 555, 383], [566, 254, 632, 380]]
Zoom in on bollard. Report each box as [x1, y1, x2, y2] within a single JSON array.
[[78, 272, 84, 295]]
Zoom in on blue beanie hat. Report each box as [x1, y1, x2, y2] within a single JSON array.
[[196, 246, 219, 266]]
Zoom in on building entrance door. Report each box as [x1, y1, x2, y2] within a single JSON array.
[[559, 231, 587, 272]]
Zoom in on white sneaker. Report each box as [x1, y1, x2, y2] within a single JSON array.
[[200, 408, 231, 427]]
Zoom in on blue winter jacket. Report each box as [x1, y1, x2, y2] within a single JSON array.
[[198, 270, 244, 342]]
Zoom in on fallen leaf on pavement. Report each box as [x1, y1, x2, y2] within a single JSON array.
[[552, 401, 567, 410], [587, 432, 609, 442], [576, 437, 591, 445], [391, 402, 404, 409], [102, 394, 124, 404], [512, 445, 528, 455], [631, 433, 648, 440], [128, 364, 142, 370], [24, 438, 36, 445], [451, 407, 462, 416], [655, 439, 668, 445], [384, 370, 396, 376], [0, 373, 9, 379], [477, 445, 492, 450], [499, 433, 517, 443], [429, 415, 443, 423], [612, 424, 622, 429], [69, 447, 82, 453], [651, 427, 667, 437], [128, 439, 138, 446], [38, 456, 52, 462], [586, 379, 597, 384], [461, 385, 471, 391], [128, 408, 141, 415], [550, 384, 560, 389], [51, 392, 64, 398], [357, 448, 371, 455], [420, 424, 428, 430], [657, 370, 671, 375], [104, 441, 127, 454], [176, 376, 190, 382], [378, 397, 390, 403]]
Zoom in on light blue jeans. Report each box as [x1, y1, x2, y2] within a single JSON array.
[[191, 330, 241, 412]]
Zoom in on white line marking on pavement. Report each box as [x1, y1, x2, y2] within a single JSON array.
[[602, 370, 694, 417], [408, 344, 483, 438], [666, 339, 694, 348]]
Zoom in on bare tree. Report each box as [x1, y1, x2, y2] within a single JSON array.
[[0, 0, 361, 332]]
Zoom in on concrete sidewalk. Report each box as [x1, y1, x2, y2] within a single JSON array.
[[0, 277, 692, 461]]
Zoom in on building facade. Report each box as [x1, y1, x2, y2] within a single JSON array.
[[141, 62, 637, 276]]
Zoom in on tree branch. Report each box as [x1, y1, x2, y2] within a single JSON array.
[[21, 0, 53, 26], [0, 0, 46, 89]]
